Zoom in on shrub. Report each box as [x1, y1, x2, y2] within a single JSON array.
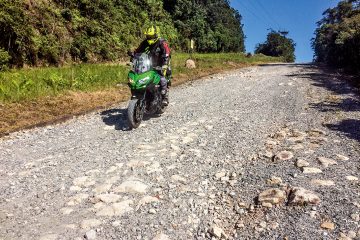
[[0, 48, 11, 71]]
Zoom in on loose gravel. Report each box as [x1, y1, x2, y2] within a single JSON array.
[[0, 64, 359, 240]]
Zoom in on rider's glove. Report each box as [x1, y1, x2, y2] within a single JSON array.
[[161, 65, 168, 76]]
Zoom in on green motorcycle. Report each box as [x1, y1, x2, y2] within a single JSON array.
[[127, 53, 169, 129]]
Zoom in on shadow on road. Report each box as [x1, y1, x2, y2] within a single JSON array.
[[100, 108, 129, 131], [325, 119, 360, 142], [100, 107, 154, 131], [309, 98, 360, 113], [285, 65, 360, 142]]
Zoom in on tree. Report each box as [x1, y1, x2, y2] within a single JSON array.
[[163, 0, 245, 52], [0, 0, 33, 66], [313, 0, 360, 73], [0, 0, 245, 68], [255, 30, 296, 62]]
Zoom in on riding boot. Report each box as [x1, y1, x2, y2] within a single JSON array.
[[160, 76, 169, 106], [161, 89, 169, 106]]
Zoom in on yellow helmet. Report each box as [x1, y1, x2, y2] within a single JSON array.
[[144, 26, 160, 45]]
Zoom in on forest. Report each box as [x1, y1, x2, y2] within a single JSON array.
[[0, 0, 245, 69], [313, 0, 360, 73]]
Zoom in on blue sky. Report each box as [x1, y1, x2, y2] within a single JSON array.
[[230, 0, 341, 62]]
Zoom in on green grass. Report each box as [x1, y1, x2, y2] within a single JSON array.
[[0, 64, 128, 102], [0, 53, 281, 103]]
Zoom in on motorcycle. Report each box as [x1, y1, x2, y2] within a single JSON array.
[[126, 52, 170, 129]]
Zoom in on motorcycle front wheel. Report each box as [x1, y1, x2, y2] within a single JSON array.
[[127, 99, 143, 129], [156, 103, 167, 114]]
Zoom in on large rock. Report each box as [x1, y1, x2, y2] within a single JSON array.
[[258, 188, 287, 205], [152, 233, 171, 240], [96, 200, 133, 217], [317, 157, 337, 167], [93, 184, 112, 194], [320, 221, 335, 230], [296, 159, 309, 168], [114, 180, 148, 194], [266, 176, 283, 185], [39, 234, 59, 240], [274, 151, 294, 161], [95, 194, 121, 203], [287, 136, 304, 143], [73, 176, 95, 187], [209, 225, 227, 239], [60, 207, 73, 215], [346, 176, 358, 181], [310, 179, 335, 186], [215, 171, 226, 179], [126, 160, 150, 168], [67, 193, 89, 206], [290, 129, 306, 138], [336, 154, 349, 161], [81, 219, 102, 229], [185, 59, 196, 69], [84, 230, 97, 240], [307, 129, 326, 137], [302, 167, 322, 174], [288, 187, 321, 205]]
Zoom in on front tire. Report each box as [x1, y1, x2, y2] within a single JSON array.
[[127, 99, 143, 129], [156, 103, 167, 114]]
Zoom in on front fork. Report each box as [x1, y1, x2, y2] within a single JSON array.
[[131, 90, 146, 119]]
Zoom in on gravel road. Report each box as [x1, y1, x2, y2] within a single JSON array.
[[0, 64, 359, 240]]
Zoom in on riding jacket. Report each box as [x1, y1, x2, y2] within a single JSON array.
[[135, 38, 171, 70]]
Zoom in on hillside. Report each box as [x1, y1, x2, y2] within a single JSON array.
[[0, 0, 245, 68]]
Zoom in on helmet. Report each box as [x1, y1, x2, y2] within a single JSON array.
[[144, 26, 160, 45]]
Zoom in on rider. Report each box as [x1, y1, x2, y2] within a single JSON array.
[[134, 25, 171, 105]]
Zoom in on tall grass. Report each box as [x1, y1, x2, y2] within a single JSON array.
[[0, 64, 128, 102], [0, 53, 280, 103]]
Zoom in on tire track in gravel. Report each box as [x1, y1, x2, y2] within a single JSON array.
[[0, 64, 359, 240]]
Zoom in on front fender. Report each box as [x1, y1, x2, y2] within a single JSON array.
[[128, 70, 161, 90]]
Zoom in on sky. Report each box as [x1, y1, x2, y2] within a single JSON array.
[[230, 0, 341, 63]]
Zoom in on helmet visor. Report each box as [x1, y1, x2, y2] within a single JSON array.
[[146, 34, 156, 40]]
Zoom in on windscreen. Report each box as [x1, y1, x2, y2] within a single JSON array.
[[132, 53, 151, 74]]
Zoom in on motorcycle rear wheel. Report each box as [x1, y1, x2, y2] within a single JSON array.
[[127, 99, 143, 129]]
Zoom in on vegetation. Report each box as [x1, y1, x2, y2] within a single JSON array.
[[163, 0, 245, 52], [0, 0, 245, 69], [255, 30, 296, 63], [0, 53, 280, 103], [313, 0, 360, 73]]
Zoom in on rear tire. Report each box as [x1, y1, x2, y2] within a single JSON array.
[[127, 99, 143, 129]]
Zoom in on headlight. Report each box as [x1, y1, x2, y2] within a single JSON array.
[[128, 78, 134, 84], [138, 77, 150, 85]]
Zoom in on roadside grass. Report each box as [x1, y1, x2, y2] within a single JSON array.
[[0, 64, 128, 102], [0, 53, 280, 103], [0, 53, 281, 136], [173, 52, 280, 75]]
